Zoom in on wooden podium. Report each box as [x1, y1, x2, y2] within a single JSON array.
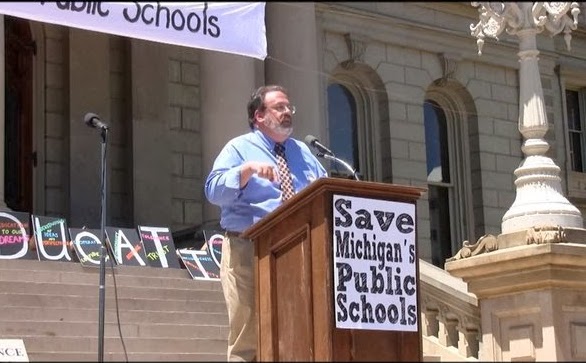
[[242, 177, 425, 361]]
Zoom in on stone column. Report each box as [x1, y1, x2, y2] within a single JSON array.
[[200, 52, 262, 227], [130, 39, 172, 226], [265, 3, 325, 141], [69, 29, 109, 227]]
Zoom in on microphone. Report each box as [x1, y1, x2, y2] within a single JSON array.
[[84, 113, 109, 130], [304, 134, 360, 180], [317, 152, 361, 181], [304, 135, 334, 156]]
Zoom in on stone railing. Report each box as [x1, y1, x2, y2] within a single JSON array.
[[419, 260, 480, 361]]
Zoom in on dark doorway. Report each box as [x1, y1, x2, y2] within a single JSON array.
[[5, 16, 34, 213]]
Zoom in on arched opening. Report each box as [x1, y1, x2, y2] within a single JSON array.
[[5, 16, 34, 213], [328, 63, 390, 182], [425, 80, 482, 267]]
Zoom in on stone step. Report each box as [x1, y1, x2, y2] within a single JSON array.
[[0, 305, 228, 325], [2, 335, 227, 355], [2, 268, 220, 291], [0, 258, 229, 361], [0, 321, 228, 340], [0, 292, 228, 313], [0, 260, 221, 291], [0, 259, 190, 277], [0, 280, 225, 302], [28, 351, 226, 362]]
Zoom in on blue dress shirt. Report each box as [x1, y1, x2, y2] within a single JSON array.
[[205, 129, 328, 233]]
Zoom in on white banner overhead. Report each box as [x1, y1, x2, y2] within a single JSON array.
[[0, 2, 267, 60]]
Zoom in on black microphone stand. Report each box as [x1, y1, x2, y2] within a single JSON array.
[[317, 152, 360, 181], [98, 126, 109, 362]]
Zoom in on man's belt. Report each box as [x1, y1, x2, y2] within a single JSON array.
[[225, 230, 242, 238]]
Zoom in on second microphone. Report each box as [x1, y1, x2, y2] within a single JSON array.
[[304, 135, 334, 156]]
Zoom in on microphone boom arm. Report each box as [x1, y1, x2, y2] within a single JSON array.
[[317, 152, 360, 181]]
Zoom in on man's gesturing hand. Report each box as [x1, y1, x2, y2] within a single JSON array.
[[240, 161, 280, 188]]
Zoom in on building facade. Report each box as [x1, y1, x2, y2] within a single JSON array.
[[1, 2, 586, 269]]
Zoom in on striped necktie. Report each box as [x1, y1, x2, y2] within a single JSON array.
[[274, 143, 295, 201]]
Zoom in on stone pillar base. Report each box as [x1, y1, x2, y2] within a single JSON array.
[[445, 229, 586, 361]]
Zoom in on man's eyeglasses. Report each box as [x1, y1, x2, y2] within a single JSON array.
[[268, 104, 296, 114]]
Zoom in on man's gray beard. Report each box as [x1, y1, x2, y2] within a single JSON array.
[[265, 113, 293, 138], [275, 125, 293, 138]]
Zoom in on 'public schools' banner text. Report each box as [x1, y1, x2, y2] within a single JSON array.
[[0, 2, 266, 60]]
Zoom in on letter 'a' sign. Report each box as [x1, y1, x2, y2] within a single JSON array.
[[332, 194, 418, 332]]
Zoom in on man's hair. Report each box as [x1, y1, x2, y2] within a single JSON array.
[[247, 85, 288, 129]]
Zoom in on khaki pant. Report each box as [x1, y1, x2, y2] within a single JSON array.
[[220, 235, 257, 362]]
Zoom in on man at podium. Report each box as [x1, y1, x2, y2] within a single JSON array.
[[205, 85, 327, 361]]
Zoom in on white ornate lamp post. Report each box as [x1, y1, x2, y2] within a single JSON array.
[[447, 8, 586, 362], [471, 2, 583, 234]]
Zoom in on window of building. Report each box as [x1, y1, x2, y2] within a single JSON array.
[[326, 80, 387, 181], [327, 83, 359, 177], [327, 64, 391, 182], [565, 89, 585, 172], [558, 68, 586, 202], [424, 95, 475, 268], [424, 100, 454, 267]]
